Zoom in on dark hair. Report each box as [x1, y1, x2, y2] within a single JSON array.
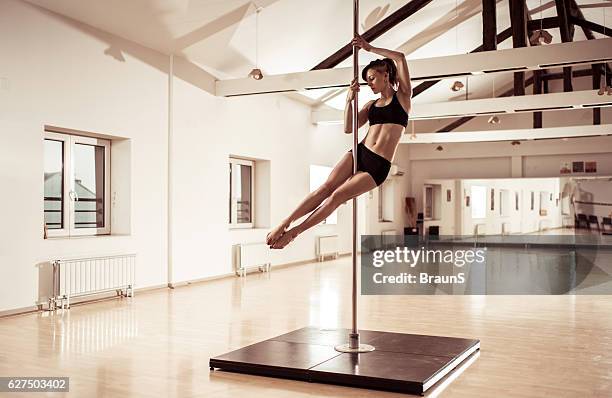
[[361, 58, 397, 86]]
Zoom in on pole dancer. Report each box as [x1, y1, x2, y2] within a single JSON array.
[[265, 0, 413, 351]]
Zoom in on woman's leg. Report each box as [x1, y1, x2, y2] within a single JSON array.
[[267, 152, 354, 245], [271, 172, 377, 249]]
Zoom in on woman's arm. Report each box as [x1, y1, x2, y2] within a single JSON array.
[[344, 78, 373, 134], [353, 35, 412, 98]]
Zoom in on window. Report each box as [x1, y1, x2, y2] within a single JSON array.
[[229, 157, 254, 228], [309, 165, 337, 224], [500, 189, 510, 217], [470, 186, 486, 219], [424, 185, 433, 220], [44, 132, 110, 237], [378, 181, 394, 222]]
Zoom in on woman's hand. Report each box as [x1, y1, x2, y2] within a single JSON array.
[[352, 35, 372, 52], [346, 78, 360, 102]]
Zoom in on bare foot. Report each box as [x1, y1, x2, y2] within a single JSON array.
[[271, 229, 299, 249], [267, 222, 289, 246]]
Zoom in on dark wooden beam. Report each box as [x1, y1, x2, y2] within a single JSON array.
[[533, 70, 543, 128], [413, 26, 513, 98], [555, 0, 574, 92], [435, 68, 603, 132], [437, 116, 474, 132], [482, 0, 497, 51], [509, 0, 527, 96], [571, 16, 612, 37], [555, 0, 574, 41], [592, 64, 602, 125], [526, 11, 543, 128], [569, 0, 610, 124], [437, 76, 535, 132], [540, 68, 595, 80], [312, 0, 433, 70], [527, 17, 560, 31]]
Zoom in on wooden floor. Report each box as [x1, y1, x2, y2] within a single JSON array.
[[1, 255, 612, 397]]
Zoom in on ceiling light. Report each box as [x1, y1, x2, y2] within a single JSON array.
[[488, 115, 500, 124], [529, 30, 553, 46], [511, 140, 520, 146], [248, 5, 264, 80], [435, 145, 444, 151], [451, 81, 464, 92], [248, 68, 263, 80]]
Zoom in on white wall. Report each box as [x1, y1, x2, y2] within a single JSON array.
[[169, 73, 352, 283], [0, 0, 169, 312], [459, 178, 562, 235], [422, 179, 458, 235], [0, 0, 354, 312], [403, 136, 612, 214], [419, 177, 564, 236]]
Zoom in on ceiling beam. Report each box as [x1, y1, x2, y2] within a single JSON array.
[[527, 17, 561, 30], [541, 67, 595, 80], [438, 68, 595, 132], [313, 90, 612, 123], [593, 64, 602, 125], [412, 24, 514, 97], [402, 124, 612, 144], [556, 0, 575, 91], [509, 0, 527, 96], [533, 70, 543, 128], [482, 0, 497, 51], [569, 0, 611, 124], [216, 38, 612, 96], [311, 0, 433, 70], [526, 9, 544, 129], [571, 16, 612, 37], [437, 75, 535, 132]]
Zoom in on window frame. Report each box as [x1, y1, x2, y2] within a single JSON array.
[[44, 132, 70, 238], [44, 132, 111, 237], [378, 181, 394, 222], [229, 157, 255, 229]]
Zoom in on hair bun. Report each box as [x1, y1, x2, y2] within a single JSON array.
[[361, 58, 398, 86]]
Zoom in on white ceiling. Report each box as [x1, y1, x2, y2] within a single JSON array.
[[23, 0, 612, 115]]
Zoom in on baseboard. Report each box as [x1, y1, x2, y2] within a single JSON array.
[[0, 305, 40, 319], [168, 273, 235, 288], [168, 254, 352, 288], [1, 255, 353, 317]]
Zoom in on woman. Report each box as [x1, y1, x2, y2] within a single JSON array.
[[267, 36, 412, 249]]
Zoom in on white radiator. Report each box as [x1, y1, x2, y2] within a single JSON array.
[[381, 229, 397, 248], [316, 235, 339, 261], [501, 223, 511, 235], [539, 220, 551, 231], [50, 254, 135, 310], [233, 243, 271, 277], [474, 223, 487, 236]]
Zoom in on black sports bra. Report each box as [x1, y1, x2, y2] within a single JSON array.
[[367, 92, 409, 127]]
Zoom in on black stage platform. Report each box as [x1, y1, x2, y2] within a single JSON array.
[[209, 327, 480, 395]]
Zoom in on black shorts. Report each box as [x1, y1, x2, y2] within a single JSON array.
[[348, 143, 391, 186]]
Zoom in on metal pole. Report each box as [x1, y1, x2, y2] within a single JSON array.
[[349, 0, 360, 350], [335, 0, 375, 354]]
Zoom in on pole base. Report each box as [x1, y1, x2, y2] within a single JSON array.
[[334, 343, 375, 353]]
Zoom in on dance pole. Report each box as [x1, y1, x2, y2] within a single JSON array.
[[335, 0, 374, 354]]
